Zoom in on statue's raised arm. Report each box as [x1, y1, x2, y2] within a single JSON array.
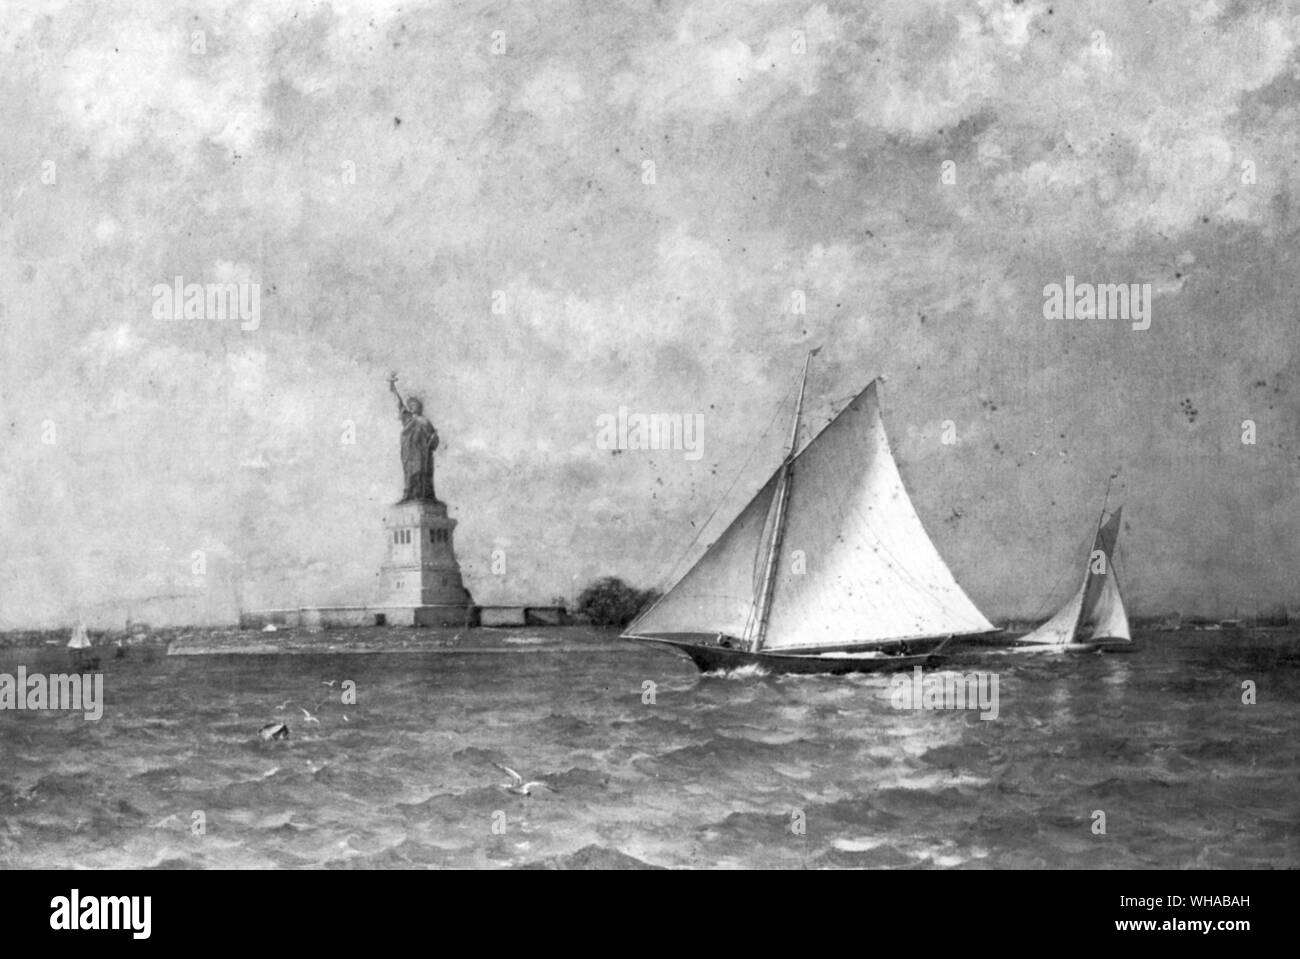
[[388, 372, 410, 417]]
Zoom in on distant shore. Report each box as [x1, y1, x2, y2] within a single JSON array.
[[0, 627, 174, 651]]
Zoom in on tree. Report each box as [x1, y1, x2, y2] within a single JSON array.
[[573, 576, 660, 627]]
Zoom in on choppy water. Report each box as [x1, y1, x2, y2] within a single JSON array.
[[1, 629, 1296, 869]]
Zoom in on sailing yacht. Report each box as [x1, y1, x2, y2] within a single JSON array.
[[67, 622, 91, 650], [623, 353, 998, 675], [1016, 504, 1131, 651], [68, 622, 100, 669]]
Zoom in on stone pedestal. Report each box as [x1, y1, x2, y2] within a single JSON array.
[[379, 499, 475, 624]]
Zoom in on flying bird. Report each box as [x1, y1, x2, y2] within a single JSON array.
[[321, 680, 337, 687], [494, 762, 556, 797], [300, 707, 321, 725]]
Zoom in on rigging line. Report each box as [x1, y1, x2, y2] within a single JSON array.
[[1028, 525, 1095, 624], [1041, 519, 1099, 617], [643, 382, 796, 596], [788, 392, 865, 459]]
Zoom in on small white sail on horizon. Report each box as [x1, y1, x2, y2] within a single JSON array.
[[67, 622, 92, 650], [627, 378, 995, 652], [1020, 506, 1131, 646]]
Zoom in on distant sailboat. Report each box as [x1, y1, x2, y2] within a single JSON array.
[[624, 353, 998, 675], [68, 622, 99, 669], [1017, 502, 1131, 651]]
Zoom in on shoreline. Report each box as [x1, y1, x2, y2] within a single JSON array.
[[167, 643, 636, 655], [0, 623, 622, 651], [0, 624, 642, 657]]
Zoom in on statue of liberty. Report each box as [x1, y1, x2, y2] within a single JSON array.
[[388, 372, 439, 503]]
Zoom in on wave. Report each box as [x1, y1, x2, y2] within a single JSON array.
[[701, 662, 770, 679]]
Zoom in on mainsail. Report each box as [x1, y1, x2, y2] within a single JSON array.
[[629, 379, 995, 650], [1021, 506, 1131, 645]]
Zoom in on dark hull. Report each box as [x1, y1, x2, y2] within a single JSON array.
[[633, 636, 948, 675]]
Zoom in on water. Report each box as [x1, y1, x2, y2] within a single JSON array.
[[1, 629, 1296, 868]]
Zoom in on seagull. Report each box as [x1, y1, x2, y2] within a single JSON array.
[[321, 680, 336, 687], [299, 707, 321, 726], [275, 700, 293, 712], [494, 762, 555, 797]]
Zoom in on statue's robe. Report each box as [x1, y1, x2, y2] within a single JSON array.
[[399, 410, 439, 501]]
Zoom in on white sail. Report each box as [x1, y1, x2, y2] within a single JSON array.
[[1079, 568, 1130, 642], [67, 623, 91, 649], [628, 473, 779, 638], [1019, 582, 1086, 645], [759, 381, 996, 650], [1021, 506, 1130, 645]]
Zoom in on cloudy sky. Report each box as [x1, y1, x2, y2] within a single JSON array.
[[1, 0, 1297, 628]]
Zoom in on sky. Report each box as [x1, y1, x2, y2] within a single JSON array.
[[1, 0, 1298, 628]]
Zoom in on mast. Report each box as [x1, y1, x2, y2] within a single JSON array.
[[751, 350, 815, 652]]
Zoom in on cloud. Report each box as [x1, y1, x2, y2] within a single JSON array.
[[610, 1, 837, 120]]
